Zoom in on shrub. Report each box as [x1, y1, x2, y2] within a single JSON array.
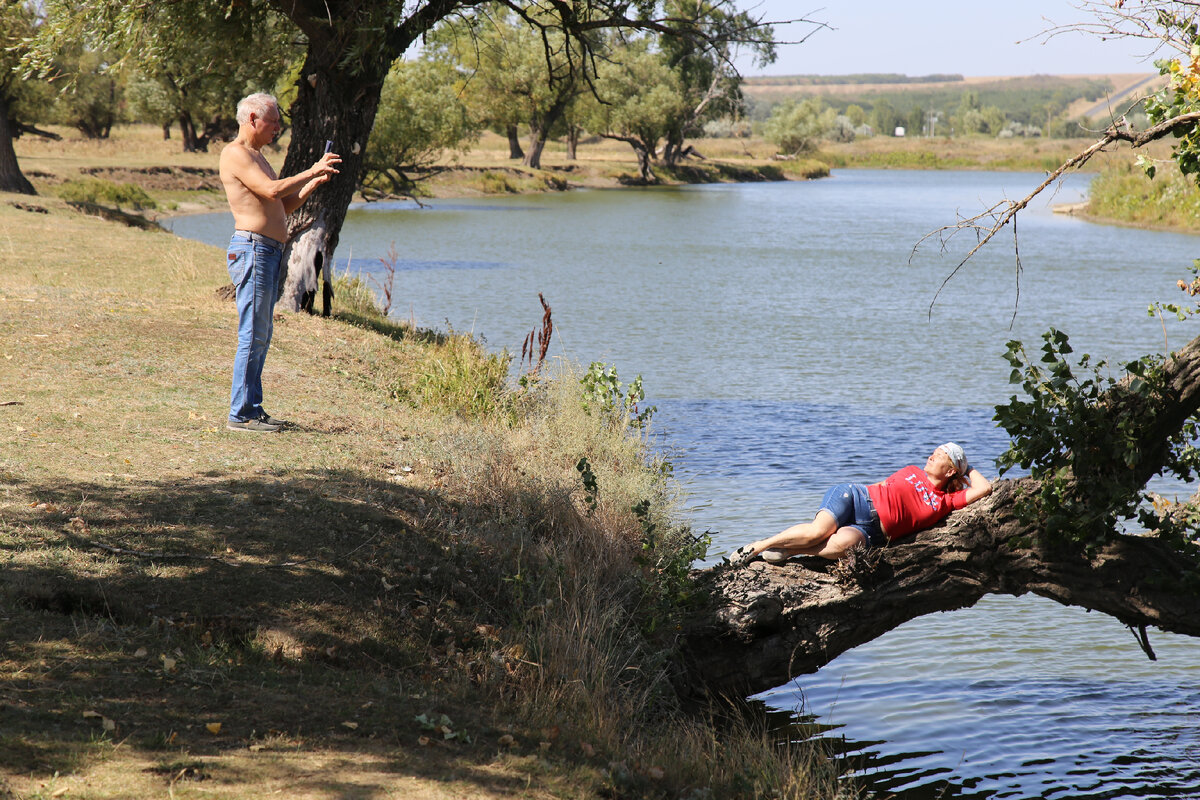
[[57, 178, 157, 211]]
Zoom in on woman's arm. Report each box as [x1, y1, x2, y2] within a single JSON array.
[[961, 468, 992, 504]]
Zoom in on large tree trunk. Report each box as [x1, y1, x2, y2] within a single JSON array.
[[277, 44, 387, 312], [523, 94, 571, 170], [523, 121, 550, 170], [505, 124, 524, 160], [565, 125, 579, 160], [675, 334, 1200, 701], [600, 133, 656, 183], [0, 94, 35, 195], [178, 110, 206, 153]]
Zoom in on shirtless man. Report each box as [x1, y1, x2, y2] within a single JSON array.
[[219, 92, 341, 432]]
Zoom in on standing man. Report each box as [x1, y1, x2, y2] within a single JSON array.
[[219, 92, 341, 432]]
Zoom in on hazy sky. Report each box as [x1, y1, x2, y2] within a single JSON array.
[[737, 1, 1164, 77]]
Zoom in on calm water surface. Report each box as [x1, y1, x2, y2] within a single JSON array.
[[168, 170, 1200, 798]]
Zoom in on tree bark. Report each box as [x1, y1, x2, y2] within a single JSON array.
[[178, 110, 206, 153], [600, 133, 656, 183], [277, 42, 387, 312], [675, 333, 1200, 701], [505, 124, 524, 159], [566, 125, 579, 160], [0, 94, 35, 195], [523, 93, 572, 170]]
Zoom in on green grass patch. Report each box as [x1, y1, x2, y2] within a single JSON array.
[[1085, 159, 1200, 231], [55, 177, 158, 210]]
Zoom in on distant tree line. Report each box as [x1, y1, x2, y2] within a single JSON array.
[[745, 73, 964, 86]]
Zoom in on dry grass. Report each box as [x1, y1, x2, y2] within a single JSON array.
[[0, 183, 844, 798]]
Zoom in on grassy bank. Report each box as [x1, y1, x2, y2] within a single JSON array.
[[0, 150, 841, 796], [10, 125, 827, 210], [817, 135, 1137, 173], [1082, 158, 1200, 233]]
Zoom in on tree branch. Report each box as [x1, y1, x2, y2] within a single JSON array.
[[913, 110, 1200, 314], [678, 477, 1200, 700]]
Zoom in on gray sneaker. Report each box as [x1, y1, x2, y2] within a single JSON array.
[[258, 413, 289, 427], [227, 418, 282, 433]]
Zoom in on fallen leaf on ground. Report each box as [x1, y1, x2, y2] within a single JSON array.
[[341, 721, 358, 730], [206, 722, 222, 734]]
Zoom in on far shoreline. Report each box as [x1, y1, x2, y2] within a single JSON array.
[[17, 124, 1189, 237]]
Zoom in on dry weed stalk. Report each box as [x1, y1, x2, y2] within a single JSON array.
[[373, 241, 400, 317], [520, 293, 553, 375]]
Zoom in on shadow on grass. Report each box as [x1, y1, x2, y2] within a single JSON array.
[[332, 310, 448, 346], [0, 469, 549, 792]]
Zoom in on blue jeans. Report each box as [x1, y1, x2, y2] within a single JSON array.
[[227, 233, 283, 422], [818, 483, 887, 548]]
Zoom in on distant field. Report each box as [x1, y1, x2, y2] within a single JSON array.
[[740, 72, 1167, 128], [742, 73, 1159, 100]]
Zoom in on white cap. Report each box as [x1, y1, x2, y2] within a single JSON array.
[[938, 442, 969, 476]]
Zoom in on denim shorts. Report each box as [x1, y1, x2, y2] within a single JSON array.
[[819, 483, 887, 548]]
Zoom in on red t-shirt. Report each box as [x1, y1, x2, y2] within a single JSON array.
[[867, 465, 969, 540]]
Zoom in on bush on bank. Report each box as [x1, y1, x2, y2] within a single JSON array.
[[1086, 159, 1200, 231]]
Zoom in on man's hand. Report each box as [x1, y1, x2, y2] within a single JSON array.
[[311, 150, 341, 178]]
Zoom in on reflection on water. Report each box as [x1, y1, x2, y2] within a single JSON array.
[[165, 171, 1200, 798]]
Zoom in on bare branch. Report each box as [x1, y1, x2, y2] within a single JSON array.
[[914, 108, 1200, 315]]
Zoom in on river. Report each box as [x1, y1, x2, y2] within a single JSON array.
[[166, 169, 1200, 798]]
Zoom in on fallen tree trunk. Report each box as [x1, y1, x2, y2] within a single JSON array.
[[677, 480, 1200, 699], [676, 334, 1200, 701]]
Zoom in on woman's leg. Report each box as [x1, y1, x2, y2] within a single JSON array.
[[785, 527, 867, 560], [746, 510, 839, 556]]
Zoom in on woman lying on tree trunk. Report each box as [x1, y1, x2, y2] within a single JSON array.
[[733, 443, 993, 563]]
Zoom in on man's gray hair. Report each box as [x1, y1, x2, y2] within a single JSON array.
[[236, 92, 278, 125]]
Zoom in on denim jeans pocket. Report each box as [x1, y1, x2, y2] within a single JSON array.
[[226, 245, 251, 286]]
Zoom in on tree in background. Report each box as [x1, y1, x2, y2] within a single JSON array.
[[124, 72, 177, 140], [447, 6, 588, 170], [763, 97, 834, 154], [0, 0, 58, 195], [47, 44, 121, 139], [583, 38, 690, 182], [38, 0, 295, 152], [655, 0, 775, 166], [362, 59, 479, 197], [951, 90, 1005, 136], [869, 97, 903, 137]]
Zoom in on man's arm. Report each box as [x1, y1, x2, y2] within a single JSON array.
[[281, 169, 334, 214], [224, 147, 340, 205]]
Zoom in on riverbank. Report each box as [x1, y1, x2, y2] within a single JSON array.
[[16, 124, 1140, 220], [11, 125, 828, 218], [0, 181, 841, 798]]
